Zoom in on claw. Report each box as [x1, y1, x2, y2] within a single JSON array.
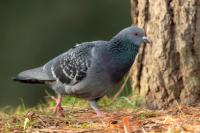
[[96, 110, 105, 117]]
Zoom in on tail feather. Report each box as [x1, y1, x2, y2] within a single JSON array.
[[13, 67, 55, 84], [12, 76, 49, 84]]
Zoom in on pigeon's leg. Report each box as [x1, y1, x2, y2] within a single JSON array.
[[53, 95, 64, 116], [90, 101, 102, 117]]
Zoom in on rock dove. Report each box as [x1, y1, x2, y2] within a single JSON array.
[[13, 26, 150, 116]]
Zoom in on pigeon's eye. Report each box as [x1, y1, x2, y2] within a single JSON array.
[[134, 33, 138, 36]]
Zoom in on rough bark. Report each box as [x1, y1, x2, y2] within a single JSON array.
[[130, 0, 200, 109]]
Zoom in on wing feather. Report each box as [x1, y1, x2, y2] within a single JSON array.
[[50, 43, 95, 85]]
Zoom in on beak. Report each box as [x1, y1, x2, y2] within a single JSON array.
[[142, 36, 151, 44]]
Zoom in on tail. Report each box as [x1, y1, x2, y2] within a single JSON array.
[[12, 67, 55, 84]]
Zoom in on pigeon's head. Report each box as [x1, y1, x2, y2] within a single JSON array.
[[116, 26, 150, 46]]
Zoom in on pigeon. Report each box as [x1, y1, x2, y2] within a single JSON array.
[[13, 26, 150, 116]]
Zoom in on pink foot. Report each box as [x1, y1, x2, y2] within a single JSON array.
[[53, 96, 64, 117], [90, 101, 105, 117], [96, 110, 105, 117]]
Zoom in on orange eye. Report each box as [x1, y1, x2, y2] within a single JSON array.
[[134, 33, 138, 36]]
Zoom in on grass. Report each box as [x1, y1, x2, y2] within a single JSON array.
[[1, 96, 200, 132], [0, 95, 141, 132], [0, 80, 138, 132], [1, 82, 200, 132]]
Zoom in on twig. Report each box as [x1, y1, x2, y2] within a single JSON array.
[[141, 127, 147, 133], [37, 116, 47, 128], [123, 117, 131, 133], [45, 90, 56, 101], [175, 100, 185, 117], [69, 98, 77, 114]]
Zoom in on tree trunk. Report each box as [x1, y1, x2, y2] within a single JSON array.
[[130, 0, 200, 109]]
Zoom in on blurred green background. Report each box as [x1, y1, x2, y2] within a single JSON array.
[[0, 0, 131, 107]]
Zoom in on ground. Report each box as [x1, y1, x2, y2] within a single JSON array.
[[1, 96, 200, 133]]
